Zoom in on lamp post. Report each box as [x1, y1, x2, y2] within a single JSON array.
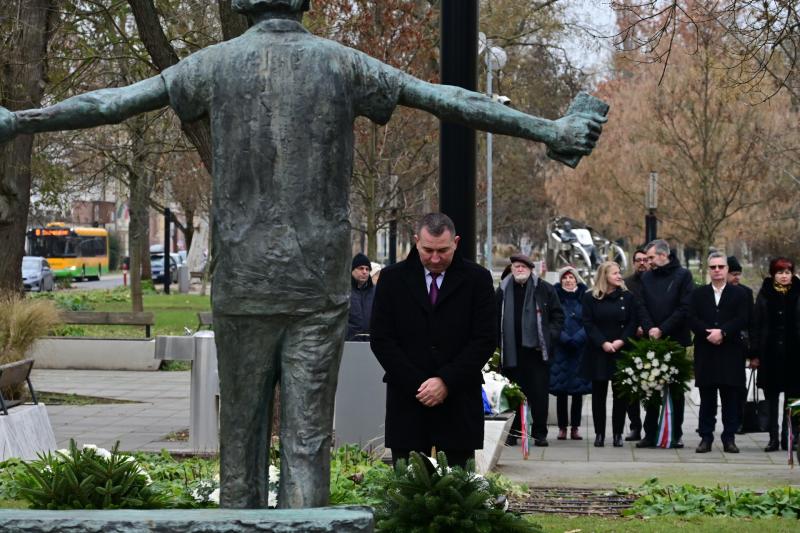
[[483, 39, 507, 271], [645, 171, 658, 244]]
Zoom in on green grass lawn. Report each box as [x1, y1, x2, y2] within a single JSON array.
[[529, 515, 798, 532], [41, 289, 211, 338]]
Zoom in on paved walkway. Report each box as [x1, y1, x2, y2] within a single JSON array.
[[31, 369, 800, 489], [32, 369, 191, 452]]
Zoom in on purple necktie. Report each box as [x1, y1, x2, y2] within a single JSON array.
[[429, 273, 440, 306]]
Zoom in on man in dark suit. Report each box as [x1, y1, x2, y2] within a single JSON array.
[[727, 256, 757, 434], [638, 239, 694, 448], [689, 252, 749, 453], [370, 213, 496, 468]]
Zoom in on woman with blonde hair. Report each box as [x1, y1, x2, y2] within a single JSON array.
[[581, 261, 641, 447]]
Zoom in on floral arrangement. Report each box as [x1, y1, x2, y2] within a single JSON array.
[[614, 337, 692, 408]]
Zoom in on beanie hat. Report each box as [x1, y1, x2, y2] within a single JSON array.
[[727, 256, 742, 273], [352, 253, 371, 271], [509, 254, 535, 269]]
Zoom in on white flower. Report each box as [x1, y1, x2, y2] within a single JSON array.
[[664, 353, 672, 362], [209, 488, 220, 504], [661, 365, 669, 372], [644, 363, 651, 369], [625, 368, 634, 375], [652, 368, 661, 377], [652, 358, 660, 366], [269, 465, 280, 484], [634, 357, 642, 365], [646, 351, 655, 360], [82, 444, 97, 451], [268, 490, 278, 508], [636, 362, 643, 369]]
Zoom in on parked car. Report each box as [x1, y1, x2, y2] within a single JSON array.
[[22, 256, 55, 292], [151, 254, 178, 283]]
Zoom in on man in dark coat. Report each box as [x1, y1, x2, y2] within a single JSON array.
[[497, 254, 564, 446], [622, 248, 649, 441], [727, 256, 756, 434], [689, 253, 749, 453], [370, 213, 496, 468], [638, 239, 694, 448], [347, 253, 375, 341]]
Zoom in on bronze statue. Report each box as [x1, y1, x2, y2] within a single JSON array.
[[0, 0, 605, 509]]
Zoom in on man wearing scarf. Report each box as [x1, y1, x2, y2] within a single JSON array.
[[497, 255, 564, 446]]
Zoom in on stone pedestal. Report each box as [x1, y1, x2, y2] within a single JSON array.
[[475, 413, 514, 474], [0, 508, 374, 532], [0, 403, 57, 461]]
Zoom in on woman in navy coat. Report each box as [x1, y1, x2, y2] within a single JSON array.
[[550, 267, 592, 440], [582, 261, 640, 447]]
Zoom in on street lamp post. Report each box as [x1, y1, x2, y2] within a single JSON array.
[[483, 40, 507, 271], [645, 171, 658, 244]]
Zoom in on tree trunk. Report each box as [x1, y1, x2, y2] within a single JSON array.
[[128, 117, 151, 312], [365, 123, 379, 260], [0, 0, 55, 294]]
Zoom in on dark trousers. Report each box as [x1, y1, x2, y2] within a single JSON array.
[[392, 449, 474, 470], [643, 389, 685, 442], [698, 385, 739, 444], [627, 400, 642, 432], [765, 389, 791, 440], [592, 380, 626, 436], [507, 351, 549, 440], [556, 394, 583, 429]]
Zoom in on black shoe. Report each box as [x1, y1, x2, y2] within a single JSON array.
[[613, 434, 623, 447], [636, 438, 656, 448], [534, 438, 549, 447], [695, 440, 712, 453], [671, 439, 684, 449], [625, 430, 642, 441], [723, 441, 740, 454], [594, 434, 604, 447], [764, 438, 779, 452]]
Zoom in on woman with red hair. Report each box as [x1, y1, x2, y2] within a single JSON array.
[[753, 257, 800, 452]]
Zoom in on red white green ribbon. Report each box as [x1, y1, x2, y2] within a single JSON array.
[[521, 400, 529, 460], [656, 388, 674, 448]]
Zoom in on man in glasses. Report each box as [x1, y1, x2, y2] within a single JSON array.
[[622, 248, 649, 441], [688, 252, 749, 453]]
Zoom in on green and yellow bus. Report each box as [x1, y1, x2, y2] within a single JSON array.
[[26, 223, 109, 280]]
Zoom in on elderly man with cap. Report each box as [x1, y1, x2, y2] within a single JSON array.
[[497, 254, 564, 446], [347, 253, 375, 341]]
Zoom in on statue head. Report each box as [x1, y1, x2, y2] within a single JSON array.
[[231, 0, 310, 14]]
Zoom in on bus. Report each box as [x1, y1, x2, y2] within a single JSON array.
[[26, 223, 109, 281]]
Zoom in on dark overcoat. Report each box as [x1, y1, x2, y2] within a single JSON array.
[[370, 247, 496, 451], [580, 289, 640, 381], [752, 278, 800, 395], [639, 255, 694, 347], [688, 284, 748, 388], [549, 283, 592, 395]]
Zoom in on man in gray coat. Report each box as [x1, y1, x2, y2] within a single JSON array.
[[0, 0, 605, 508]]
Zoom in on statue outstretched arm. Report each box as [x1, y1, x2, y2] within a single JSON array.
[[398, 76, 605, 156], [0, 76, 169, 143]]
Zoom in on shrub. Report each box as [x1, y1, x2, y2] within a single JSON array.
[[12, 440, 169, 510], [374, 452, 541, 533], [0, 293, 61, 365]]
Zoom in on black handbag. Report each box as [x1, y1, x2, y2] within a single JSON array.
[[742, 369, 769, 433]]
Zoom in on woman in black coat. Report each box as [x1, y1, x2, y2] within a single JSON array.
[[752, 257, 800, 452], [581, 261, 640, 447]]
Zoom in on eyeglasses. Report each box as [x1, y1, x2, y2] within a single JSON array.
[[634, 258, 648, 263], [708, 265, 727, 270]]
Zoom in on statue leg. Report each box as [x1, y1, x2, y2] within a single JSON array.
[[278, 303, 348, 508], [214, 313, 281, 508]]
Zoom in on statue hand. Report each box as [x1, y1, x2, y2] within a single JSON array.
[[0, 106, 18, 144], [550, 112, 606, 155]]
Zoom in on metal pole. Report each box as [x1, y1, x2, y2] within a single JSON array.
[[486, 64, 493, 271], [164, 207, 171, 294], [440, 0, 478, 260]]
